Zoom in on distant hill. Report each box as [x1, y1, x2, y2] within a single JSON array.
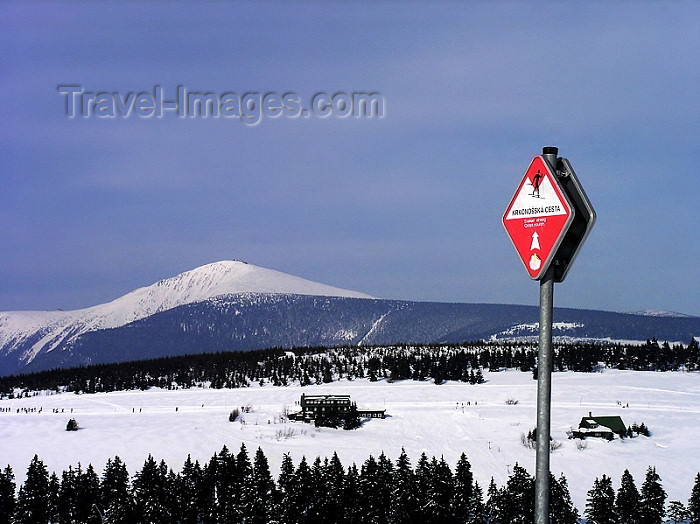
[[1, 261, 698, 376]]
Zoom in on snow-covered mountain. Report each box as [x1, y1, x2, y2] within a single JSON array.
[[1, 260, 698, 376], [0, 260, 372, 375]]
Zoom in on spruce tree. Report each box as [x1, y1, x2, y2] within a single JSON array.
[[690, 473, 700, 524], [0, 466, 16, 524], [549, 473, 579, 524], [469, 481, 487, 524], [178, 455, 202, 524], [276, 453, 298, 524], [211, 446, 235, 523], [343, 402, 362, 430], [485, 477, 502, 524], [323, 453, 347, 522], [616, 469, 642, 524], [357, 455, 381, 522], [430, 456, 454, 522], [344, 463, 361, 524], [250, 447, 276, 524], [584, 474, 616, 524], [376, 452, 395, 522], [290, 456, 313, 523], [640, 466, 666, 524], [132, 455, 170, 524], [501, 463, 534, 524], [389, 448, 417, 524], [76, 463, 102, 524], [234, 443, 254, 521], [308, 456, 325, 523], [666, 500, 690, 523], [15, 455, 52, 524], [101, 456, 132, 524], [47, 472, 59, 524], [58, 465, 79, 523], [414, 452, 432, 523], [453, 452, 474, 523]]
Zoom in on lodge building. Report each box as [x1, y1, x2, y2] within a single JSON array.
[[288, 393, 385, 423]]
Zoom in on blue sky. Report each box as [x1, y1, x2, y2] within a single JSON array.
[[2, 2, 699, 317]]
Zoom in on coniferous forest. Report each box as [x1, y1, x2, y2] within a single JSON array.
[[2, 445, 699, 523], [1, 338, 698, 398], [2, 339, 700, 522]]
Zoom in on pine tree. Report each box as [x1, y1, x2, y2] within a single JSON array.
[[209, 446, 234, 523], [357, 455, 381, 522], [549, 473, 579, 524], [389, 448, 417, 524], [47, 472, 59, 524], [640, 466, 666, 524], [585, 474, 616, 524], [132, 455, 170, 524], [276, 453, 298, 524], [308, 456, 325, 523], [163, 466, 180, 524], [413, 453, 432, 523], [469, 481, 487, 524], [616, 469, 642, 524], [178, 455, 202, 524], [429, 456, 454, 522], [76, 463, 102, 524], [323, 453, 347, 522], [15, 455, 52, 524], [288, 456, 313, 523], [453, 453, 473, 523], [343, 402, 362, 430], [376, 452, 395, 522], [501, 463, 534, 524], [690, 473, 700, 524], [485, 477, 503, 524], [58, 464, 79, 523], [0, 466, 16, 524], [101, 456, 133, 524], [234, 443, 254, 521], [250, 447, 276, 524], [344, 463, 361, 524], [666, 500, 690, 523]]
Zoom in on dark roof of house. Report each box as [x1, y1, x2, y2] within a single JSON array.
[[578, 415, 626, 434]]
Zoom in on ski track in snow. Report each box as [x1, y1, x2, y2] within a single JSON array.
[[2, 369, 700, 512]]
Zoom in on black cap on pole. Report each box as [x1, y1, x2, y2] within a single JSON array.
[[542, 146, 558, 156]]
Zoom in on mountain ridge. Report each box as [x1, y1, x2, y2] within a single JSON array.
[[1, 261, 698, 376]]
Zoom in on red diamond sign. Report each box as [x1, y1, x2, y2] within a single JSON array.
[[503, 156, 574, 279]]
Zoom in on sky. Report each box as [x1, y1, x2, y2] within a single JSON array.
[[1, 2, 699, 317]]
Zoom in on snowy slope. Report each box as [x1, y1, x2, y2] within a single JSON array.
[[2, 370, 699, 513], [0, 260, 373, 370]]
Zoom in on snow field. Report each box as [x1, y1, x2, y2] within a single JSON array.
[[1, 369, 699, 512]]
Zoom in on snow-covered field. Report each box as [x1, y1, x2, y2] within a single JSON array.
[[2, 370, 699, 512]]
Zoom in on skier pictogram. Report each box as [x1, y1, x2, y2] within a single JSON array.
[[531, 170, 543, 198]]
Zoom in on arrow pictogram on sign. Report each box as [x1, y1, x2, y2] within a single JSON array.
[[502, 156, 574, 280]]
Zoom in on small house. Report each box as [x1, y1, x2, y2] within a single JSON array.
[[571, 412, 626, 440]]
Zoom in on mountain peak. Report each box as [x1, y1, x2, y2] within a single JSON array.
[[151, 260, 373, 300], [0, 261, 373, 372]]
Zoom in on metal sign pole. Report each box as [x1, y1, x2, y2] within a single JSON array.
[[535, 264, 554, 523], [534, 146, 558, 524], [503, 145, 595, 524]]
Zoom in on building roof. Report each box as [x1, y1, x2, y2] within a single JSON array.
[[578, 415, 626, 434]]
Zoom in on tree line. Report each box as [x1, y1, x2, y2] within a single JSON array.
[[2, 446, 699, 523], [1, 338, 698, 398]]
